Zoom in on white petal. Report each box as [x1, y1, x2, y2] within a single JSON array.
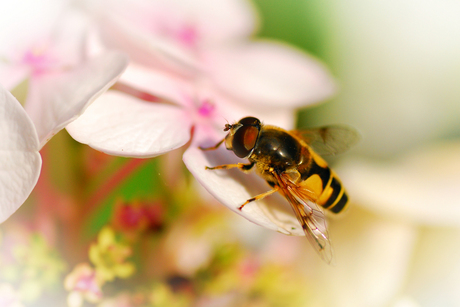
[[212, 88, 297, 130], [0, 64, 29, 90], [0, 85, 41, 223], [161, 0, 258, 43], [206, 41, 336, 107], [97, 8, 200, 75], [240, 107, 296, 131], [94, 0, 256, 73], [309, 207, 416, 307], [337, 141, 460, 226], [398, 228, 460, 306], [50, 8, 94, 66], [25, 51, 129, 148], [66, 91, 192, 158], [320, 0, 460, 157], [119, 64, 194, 107], [183, 139, 304, 236], [0, 0, 67, 55]]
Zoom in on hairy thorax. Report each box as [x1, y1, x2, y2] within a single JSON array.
[[248, 126, 309, 183]]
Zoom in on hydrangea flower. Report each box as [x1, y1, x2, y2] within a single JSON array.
[[331, 142, 460, 305], [86, 0, 334, 107], [64, 263, 104, 307], [0, 0, 128, 147], [337, 142, 460, 225], [0, 0, 128, 223], [66, 0, 336, 237]]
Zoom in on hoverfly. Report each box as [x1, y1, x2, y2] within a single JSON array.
[[200, 117, 359, 264]]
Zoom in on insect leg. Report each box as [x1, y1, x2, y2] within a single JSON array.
[[199, 138, 225, 151], [238, 186, 280, 210], [205, 162, 254, 172]]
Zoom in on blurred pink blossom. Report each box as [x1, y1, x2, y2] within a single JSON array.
[[66, 0, 336, 234], [89, 0, 334, 107], [111, 200, 165, 235], [0, 1, 128, 223], [64, 263, 104, 306], [0, 0, 128, 147], [0, 283, 23, 307]]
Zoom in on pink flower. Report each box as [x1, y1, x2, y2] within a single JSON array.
[[87, 0, 334, 107], [0, 0, 128, 147], [67, 65, 294, 157], [0, 1, 128, 223], [66, 0, 335, 234], [64, 263, 104, 306]]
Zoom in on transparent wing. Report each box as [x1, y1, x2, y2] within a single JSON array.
[[273, 171, 334, 264], [290, 125, 360, 156]]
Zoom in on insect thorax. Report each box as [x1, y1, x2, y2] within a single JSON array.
[[249, 127, 303, 172]]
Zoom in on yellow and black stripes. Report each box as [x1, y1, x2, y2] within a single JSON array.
[[299, 151, 349, 214], [321, 176, 349, 214]]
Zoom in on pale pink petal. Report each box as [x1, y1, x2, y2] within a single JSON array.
[[176, 82, 297, 136], [183, 132, 304, 236], [0, 0, 69, 88], [118, 70, 296, 133], [160, 0, 258, 43], [226, 105, 296, 131], [211, 88, 297, 130], [0, 64, 29, 90], [0, 85, 41, 223], [309, 208, 416, 306], [25, 51, 129, 148], [206, 41, 336, 107], [119, 64, 194, 107], [398, 228, 460, 305], [94, 0, 256, 73], [66, 91, 192, 158], [48, 8, 93, 66], [0, 283, 23, 307], [0, 0, 67, 55], [337, 141, 460, 226], [256, 109, 296, 130], [97, 9, 200, 76]]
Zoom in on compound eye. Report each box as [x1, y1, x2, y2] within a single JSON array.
[[232, 121, 260, 158], [239, 117, 260, 126]]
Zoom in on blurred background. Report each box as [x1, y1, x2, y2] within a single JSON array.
[[2, 0, 460, 306]]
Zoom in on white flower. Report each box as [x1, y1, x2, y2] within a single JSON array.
[[338, 141, 460, 225], [66, 0, 336, 235], [0, 85, 41, 223], [86, 0, 335, 107], [308, 0, 460, 305], [0, 0, 128, 222], [0, 0, 128, 147]]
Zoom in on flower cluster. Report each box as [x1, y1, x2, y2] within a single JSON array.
[[8, 0, 458, 306], [0, 0, 337, 305], [1, 0, 334, 230], [59, 201, 311, 307], [64, 227, 135, 307]]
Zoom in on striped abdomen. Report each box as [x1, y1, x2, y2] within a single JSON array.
[[298, 150, 349, 214]]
